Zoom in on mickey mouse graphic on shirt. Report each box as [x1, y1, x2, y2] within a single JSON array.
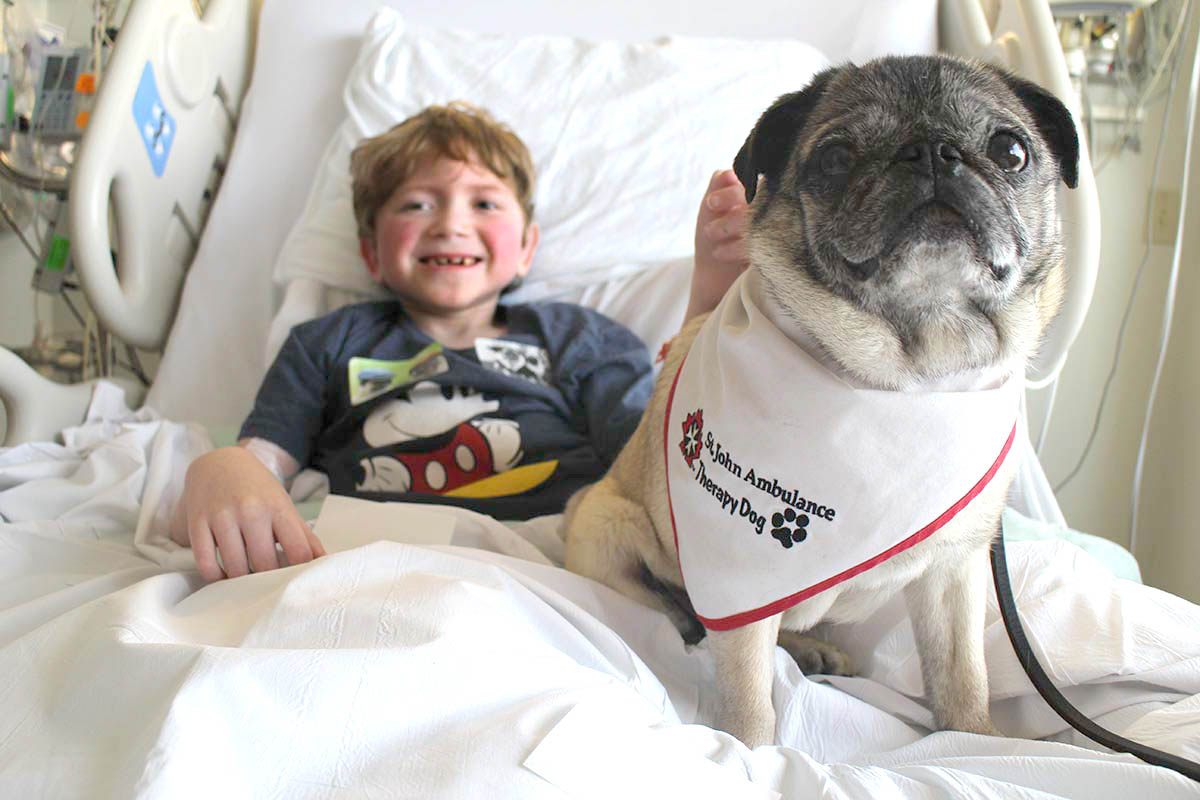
[[350, 340, 560, 499], [356, 381, 524, 493]]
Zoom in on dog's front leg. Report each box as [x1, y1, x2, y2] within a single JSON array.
[[707, 614, 782, 747], [564, 479, 704, 640], [905, 545, 997, 735]]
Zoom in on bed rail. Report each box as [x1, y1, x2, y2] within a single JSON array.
[[68, 0, 256, 351], [0, 348, 144, 446]]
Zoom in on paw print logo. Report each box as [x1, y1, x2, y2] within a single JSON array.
[[679, 409, 704, 467], [771, 508, 809, 549]]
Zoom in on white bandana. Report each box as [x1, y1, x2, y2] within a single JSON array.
[[664, 271, 1021, 630]]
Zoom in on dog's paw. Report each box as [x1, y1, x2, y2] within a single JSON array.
[[777, 631, 855, 676], [678, 614, 706, 646], [660, 601, 705, 645]]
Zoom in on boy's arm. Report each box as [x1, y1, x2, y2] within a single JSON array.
[[169, 327, 329, 581], [169, 440, 325, 582], [574, 321, 655, 465], [686, 169, 750, 322]]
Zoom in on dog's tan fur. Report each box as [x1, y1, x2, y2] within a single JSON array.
[[565, 56, 1078, 747]]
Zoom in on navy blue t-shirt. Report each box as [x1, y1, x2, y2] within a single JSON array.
[[240, 300, 653, 520]]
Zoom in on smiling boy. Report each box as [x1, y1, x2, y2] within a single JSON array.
[[171, 102, 749, 582], [355, 126, 539, 345]]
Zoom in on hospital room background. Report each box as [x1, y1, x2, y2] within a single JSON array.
[[0, 0, 1196, 608], [1, 1, 1200, 794]]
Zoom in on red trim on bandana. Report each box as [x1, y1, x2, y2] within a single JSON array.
[[662, 356, 1019, 631], [662, 355, 690, 588]]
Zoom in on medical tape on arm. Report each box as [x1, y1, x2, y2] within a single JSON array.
[[241, 437, 297, 484]]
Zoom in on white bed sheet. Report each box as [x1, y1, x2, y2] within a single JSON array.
[[145, 0, 937, 429], [1, 385, 1198, 797]]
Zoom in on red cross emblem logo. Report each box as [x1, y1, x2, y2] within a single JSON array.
[[679, 409, 704, 467]]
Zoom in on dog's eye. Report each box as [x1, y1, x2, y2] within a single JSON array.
[[819, 144, 853, 176], [987, 132, 1027, 173]]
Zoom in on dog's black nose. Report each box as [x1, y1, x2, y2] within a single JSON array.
[[894, 142, 964, 177], [934, 143, 964, 176], [936, 143, 962, 161]]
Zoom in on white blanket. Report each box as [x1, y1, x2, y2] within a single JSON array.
[[1, 385, 1198, 798]]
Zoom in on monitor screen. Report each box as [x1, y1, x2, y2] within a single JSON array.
[[42, 54, 79, 91]]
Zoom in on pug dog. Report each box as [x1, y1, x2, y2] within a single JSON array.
[[563, 55, 1079, 748]]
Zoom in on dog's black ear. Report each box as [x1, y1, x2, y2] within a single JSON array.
[[734, 70, 835, 203], [1000, 72, 1080, 189]]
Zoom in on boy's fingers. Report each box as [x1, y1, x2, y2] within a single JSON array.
[[705, 210, 748, 242], [705, 186, 749, 219], [211, 517, 251, 579], [188, 519, 225, 583], [709, 168, 738, 188], [705, 218, 739, 242], [704, 218, 729, 242], [701, 171, 740, 212], [307, 526, 327, 558], [713, 240, 751, 265], [275, 511, 316, 567], [244, 515, 282, 574], [697, 169, 749, 264], [714, 180, 749, 208]]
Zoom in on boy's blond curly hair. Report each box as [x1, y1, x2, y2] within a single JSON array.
[[350, 102, 536, 241]]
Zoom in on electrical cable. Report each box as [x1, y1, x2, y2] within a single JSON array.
[[1080, 61, 1096, 169], [1094, 15, 1143, 175], [122, 343, 150, 386], [991, 533, 1200, 782], [82, 310, 95, 380], [1089, 1, 1188, 176], [1052, 17, 1185, 496], [59, 290, 87, 328], [1138, 0, 1191, 108], [93, 3, 103, 86], [1127, 1, 1199, 558], [0, 200, 40, 260]]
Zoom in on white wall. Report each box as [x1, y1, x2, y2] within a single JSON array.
[[1137, 10, 1200, 605], [1033, 6, 1199, 603]]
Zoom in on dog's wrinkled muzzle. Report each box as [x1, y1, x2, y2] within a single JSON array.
[[828, 152, 1018, 290]]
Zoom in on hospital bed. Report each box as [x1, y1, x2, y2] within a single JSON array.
[[0, 0, 1198, 796]]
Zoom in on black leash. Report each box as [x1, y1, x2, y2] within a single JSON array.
[[990, 533, 1200, 782]]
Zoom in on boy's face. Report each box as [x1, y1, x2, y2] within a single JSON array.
[[360, 156, 539, 319]]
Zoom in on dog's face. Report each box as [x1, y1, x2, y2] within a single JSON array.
[[734, 56, 1079, 388]]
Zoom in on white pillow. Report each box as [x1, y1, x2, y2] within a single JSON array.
[[273, 8, 830, 348]]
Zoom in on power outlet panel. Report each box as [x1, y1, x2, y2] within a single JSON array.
[[1150, 189, 1181, 246]]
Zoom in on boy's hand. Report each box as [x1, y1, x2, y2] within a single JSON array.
[[169, 445, 325, 582], [687, 169, 751, 321]]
